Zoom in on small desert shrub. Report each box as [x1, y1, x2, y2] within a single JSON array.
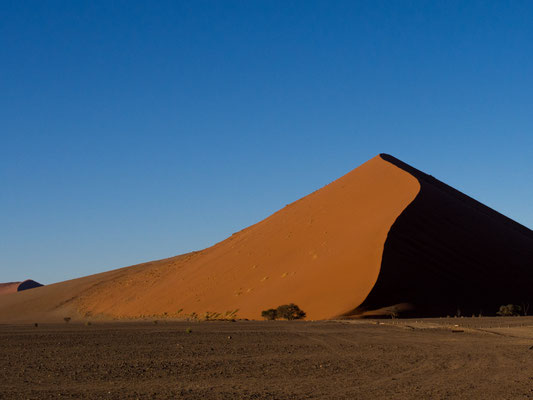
[[261, 308, 278, 320], [276, 304, 306, 320], [276, 303, 306, 320], [497, 304, 522, 316], [185, 327, 192, 333], [261, 304, 306, 320]]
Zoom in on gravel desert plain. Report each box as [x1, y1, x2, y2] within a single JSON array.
[[1, 318, 533, 399]]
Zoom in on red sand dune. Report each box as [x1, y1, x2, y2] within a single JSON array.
[[0, 154, 531, 322], [0, 280, 43, 296]]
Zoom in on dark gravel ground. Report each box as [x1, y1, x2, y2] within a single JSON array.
[[1, 318, 532, 399]]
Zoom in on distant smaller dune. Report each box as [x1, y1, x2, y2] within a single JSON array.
[[0, 280, 43, 296]]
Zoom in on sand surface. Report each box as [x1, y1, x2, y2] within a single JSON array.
[[0, 155, 419, 322], [1, 318, 533, 399]]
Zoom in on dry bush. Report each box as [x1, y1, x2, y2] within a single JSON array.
[[276, 303, 306, 320], [497, 304, 522, 316], [261, 304, 306, 320], [261, 308, 278, 320]]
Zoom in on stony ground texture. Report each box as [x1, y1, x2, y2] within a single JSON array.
[[1, 318, 532, 399]]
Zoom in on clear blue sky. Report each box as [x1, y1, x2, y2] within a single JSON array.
[[1, 1, 532, 284]]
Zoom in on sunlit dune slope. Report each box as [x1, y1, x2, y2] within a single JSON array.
[[0, 155, 420, 322]]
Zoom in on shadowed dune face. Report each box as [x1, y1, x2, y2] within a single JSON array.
[[0, 155, 419, 322], [353, 154, 533, 317], [17, 280, 43, 292], [0, 280, 43, 296]]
